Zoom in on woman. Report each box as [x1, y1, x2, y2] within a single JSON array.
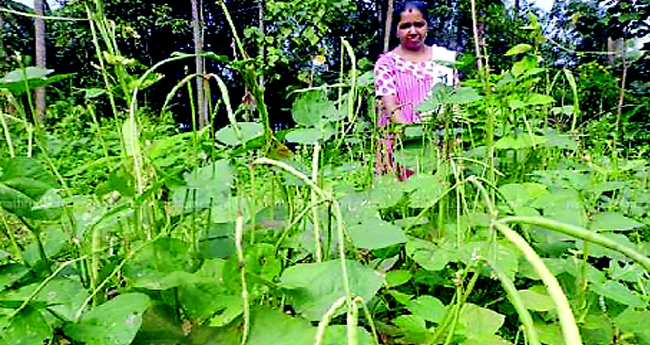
[[374, 1, 456, 179]]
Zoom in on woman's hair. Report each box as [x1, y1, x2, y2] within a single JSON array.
[[389, 1, 430, 48]]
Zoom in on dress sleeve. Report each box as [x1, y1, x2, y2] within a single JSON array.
[[374, 55, 397, 97]]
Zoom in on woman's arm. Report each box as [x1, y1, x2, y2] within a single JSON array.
[[381, 95, 407, 124]]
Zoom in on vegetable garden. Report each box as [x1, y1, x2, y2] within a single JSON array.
[[1, 0, 650, 344]]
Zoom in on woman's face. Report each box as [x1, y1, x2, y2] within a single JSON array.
[[396, 7, 428, 51]]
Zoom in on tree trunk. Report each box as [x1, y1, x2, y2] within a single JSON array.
[[191, 0, 208, 128], [34, 0, 46, 124], [383, 0, 393, 53], [0, 9, 5, 59]]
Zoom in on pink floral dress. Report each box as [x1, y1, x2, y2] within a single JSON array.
[[374, 46, 456, 178]]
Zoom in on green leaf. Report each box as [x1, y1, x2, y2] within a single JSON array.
[[498, 183, 548, 208], [216, 122, 265, 146], [385, 270, 412, 288], [505, 43, 533, 56], [346, 214, 407, 250], [534, 322, 563, 345], [460, 241, 520, 281], [279, 260, 384, 321], [448, 87, 482, 105], [518, 286, 555, 311], [404, 174, 446, 208], [0, 264, 29, 292], [406, 295, 446, 323], [614, 308, 650, 343], [406, 238, 457, 271], [591, 281, 646, 308], [291, 90, 336, 127], [368, 175, 406, 208], [458, 304, 505, 338], [392, 314, 428, 334], [495, 134, 547, 150], [0, 157, 60, 219], [64, 293, 152, 345], [285, 128, 331, 145], [0, 307, 52, 345], [208, 295, 243, 327], [590, 212, 644, 231], [508, 93, 555, 110], [0, 67, 71, 95], [171, 160, 232, 212], [0, 278, 88, 322], [23, 228, 68, 267], [123, 238, 193, 290]]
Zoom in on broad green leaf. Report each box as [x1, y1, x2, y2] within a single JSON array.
[[279, 260, 384, 321], [0, 278, 88, 321], [132, 305, 186, 345], [171, 160, 232, 212], [404, 174, 446, 208], [541, 130, 579, 151], [346, 214, 407, 250], [406, 238, 457, 271], [592, 281, 646, 308], [0, 157, 59, 219], [458, 304, 505, 338], [508, 93, 555, 110], [534, 322, 563, 345], [64, 293, 152, 345], [498, 183, 548, 208], [495, 134, 547, 149], [208, 295, 243, 327], [369, 175, 405, 208], [388, 290, 414, 304], [511, 56, 537, 77], [448, 87, 482, 105], [0, 307, 52, 345], [285, 128, 331, 145], [590, 212, 643, 231], [216, 122, 264, 146], [0, 264, 29, 292], [460, 241, 520, 281], [0, 67, 71, 95], [245, 306, 373, 345], [123, 238, 193, 290], [392, 314, 427, 334], [385, 270, 412, 288], [614, 308, 650, 343], [406, 295, 446, 323], [505, 43, 533, 56], [518, 286, 555, 311], [291, 90, 336, 127], [23, 228, 68, 267]]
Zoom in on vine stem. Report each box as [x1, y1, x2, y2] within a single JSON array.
[[236, 215, 250, 345], [469, 177, 582, 345], [253, 158, 356, 345], [499, 216, 650, 272], [490, 265, 541, 345]]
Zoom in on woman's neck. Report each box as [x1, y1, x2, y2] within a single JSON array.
[[395, 45, 430, 62]]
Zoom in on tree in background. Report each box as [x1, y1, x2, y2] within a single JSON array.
[[34, 0, 46, 124]]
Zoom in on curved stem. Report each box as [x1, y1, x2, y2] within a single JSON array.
[[499, 216, 650, 272]]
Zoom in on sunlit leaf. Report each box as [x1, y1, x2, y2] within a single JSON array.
[[406, 295, 446, 324], [505, 43, 533, 56], [0, 307, 52, 345], [291, 90, 336, 127], [590, 212, 644, 232], [216, 122, 264, 146], [518, 286, 555, 311], [0, 67, 71, 95], [592, 281, 646, 308], [64, 293, 152, 345], [458, 304, 505, 338], [279, 260, 384, 321]]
